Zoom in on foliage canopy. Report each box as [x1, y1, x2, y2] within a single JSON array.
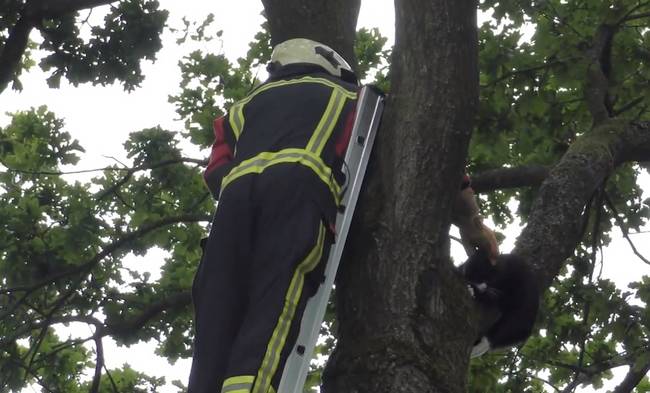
[[1, 0, 650, 392]]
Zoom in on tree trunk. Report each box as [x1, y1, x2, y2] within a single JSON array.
[[261, 0, 361, 68], [262, 1, 480, 391], [323, 1, 480, 392]]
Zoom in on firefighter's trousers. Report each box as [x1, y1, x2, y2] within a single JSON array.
[[188, 164, 334, 393]]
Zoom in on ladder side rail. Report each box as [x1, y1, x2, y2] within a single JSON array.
[[278, 86, 384, 393]]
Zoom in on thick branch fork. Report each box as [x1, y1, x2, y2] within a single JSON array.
[[514, 120, 650, 290]]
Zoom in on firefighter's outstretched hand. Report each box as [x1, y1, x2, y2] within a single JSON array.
[[459, 216, 499, 264], [452, 186, 499, 263]]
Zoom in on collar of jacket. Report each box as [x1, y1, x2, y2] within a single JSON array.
[[266, 64, 334, 81], [266, 63, 359, 85]]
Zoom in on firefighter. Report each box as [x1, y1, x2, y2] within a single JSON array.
[[188, 38, 359, 393], [188, 37, 499, 393]]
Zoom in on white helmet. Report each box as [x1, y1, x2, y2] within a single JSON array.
[[268, 38, 356, 81]]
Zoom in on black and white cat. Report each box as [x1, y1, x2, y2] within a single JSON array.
[[458, 248, 540, 357]]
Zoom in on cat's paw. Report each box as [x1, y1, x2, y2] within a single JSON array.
[[470, 336, 491, 358]]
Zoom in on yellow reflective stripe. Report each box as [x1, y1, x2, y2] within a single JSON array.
[[226, 76, 356, 141], [222, 376, 254, 393], [267, 386, 276, 393], [229, 105, 245, 140], [306, 88, 347, 155], [252, 224, 326, 393], [220, 149, 341, 205], [224, 376, 255, 386]]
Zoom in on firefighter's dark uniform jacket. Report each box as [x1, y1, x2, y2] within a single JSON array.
[[188, 65, 358, 393]]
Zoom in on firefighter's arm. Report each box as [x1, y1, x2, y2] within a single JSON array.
[[203, 115, 236, 199], [451, 179, 499, 263]]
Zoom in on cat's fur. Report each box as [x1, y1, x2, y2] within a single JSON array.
[[459, 249, 540, 351]]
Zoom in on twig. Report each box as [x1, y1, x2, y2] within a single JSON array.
[[104, 363, 120, 393], [82, 8, 94, 25], [566, 185, 606, 393], [482, 57, 577, 88], [618, 1, 650, 24], [187, 191, 212, 211], [603, 192, 650, 265], [21, 319, 58, 385], [7, 358, 56, 393], [0, 157, 206, 177], [584, 24, 617, 125], [561, 379, 582, 393], [102, 155, 129, 168], [0, 213, 211, 296], [597, 244, 604, 280], [89, 334, 104, 393], [21, 276, 86, 386], [613, 97, 645, 117], [95, 157, 206, 201], [112, 191, 135, 210], [622, 11, 650, 23], [529, 374, 561, 392], [450, 234, 462, 245], [545, 3, 585, 38]]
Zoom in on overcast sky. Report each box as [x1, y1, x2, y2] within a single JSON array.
[[1, 1, 648, 392]]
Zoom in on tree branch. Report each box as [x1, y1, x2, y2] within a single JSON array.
[[26, 0, 117, 16], [1, 291, 190, 352], [89, 334, 104, 393], [0, 15, 34, 92], [482, 57, 577, 88], [622, 11, 650, 23], [584, 24, 617, 125], [515, 120, 650, 290], [105, 291, 191, 337], [560, 378, 581, 393], [0, 0, 119, 93], [6, 358, 57, 393], [549, 353, 637, 393], [470, 165, 550, 193], [20, 276, 80, 388], [542, 5, 585, 39], [604, 192, 650, 265], [0, 213, 210, 298], [104, 363, 120, 393], [618, 1, 650, 23], [611, 360, 650, 393], [613, 96, 645, 117], [0, 157, 207, 177], [94, 157, 207, 201], [566, 189, 605, 393]]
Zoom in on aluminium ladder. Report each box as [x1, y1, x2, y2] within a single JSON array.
[[278, 85, 385, 393]]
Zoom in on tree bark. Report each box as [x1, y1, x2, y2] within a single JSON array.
[[259, 1, 650, 393], [0, 15, 34, 92], [470, 165, 550, 193], [323, 1, 479, 392], [515, 120, 650, 290], [611, 361, 650, 393], [260, 0, 361, 68]]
